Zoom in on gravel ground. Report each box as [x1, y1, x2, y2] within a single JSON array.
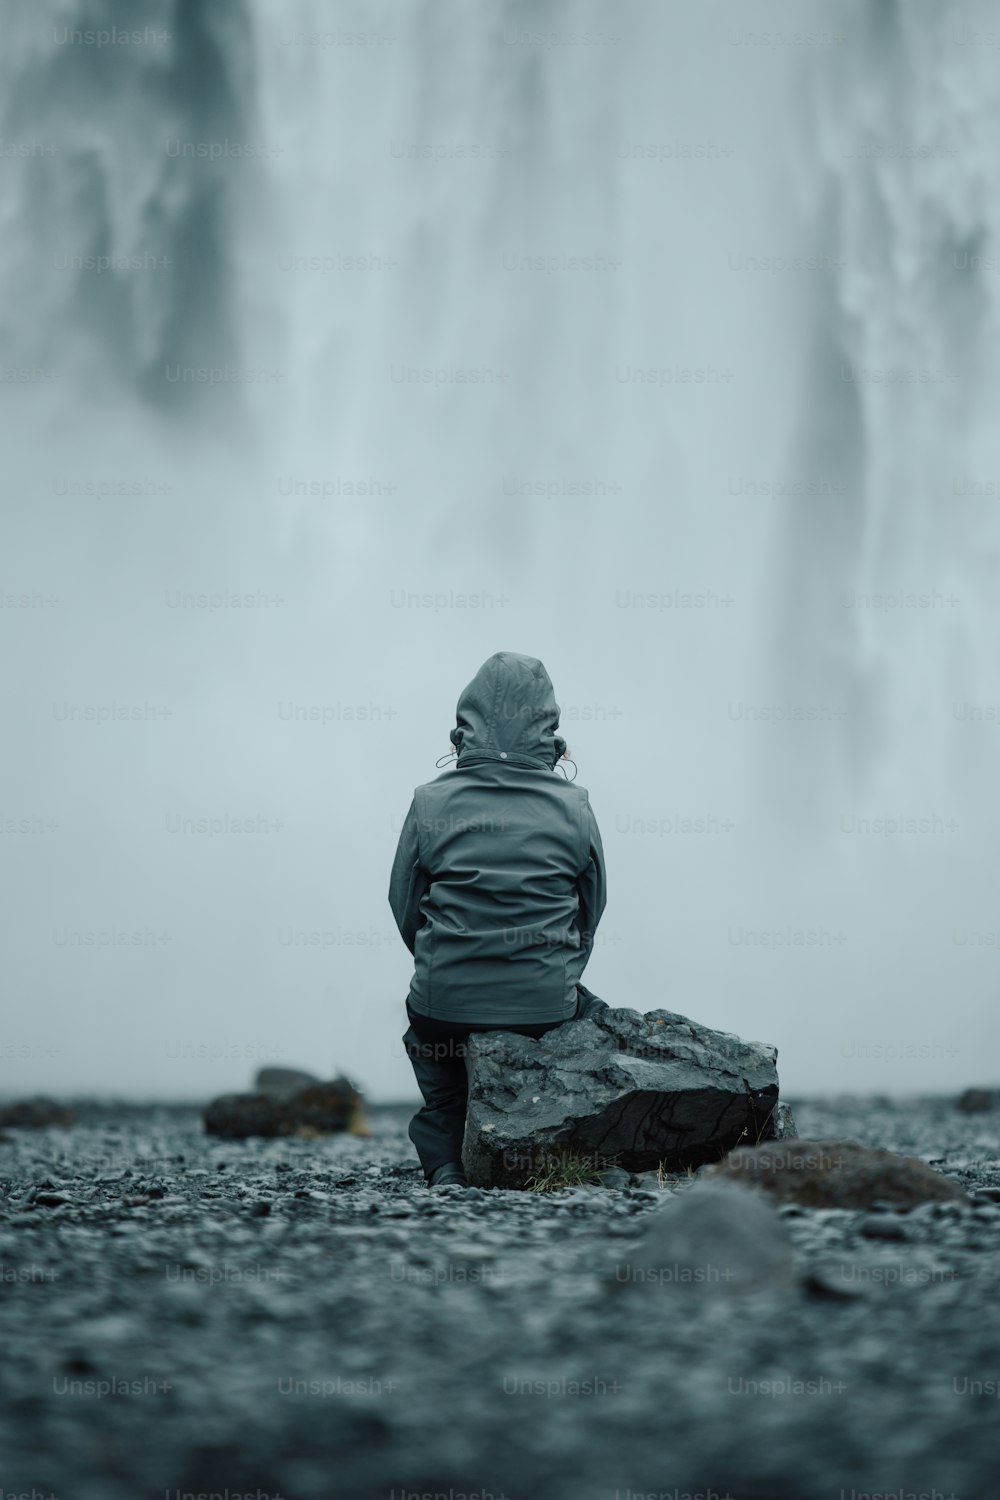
[[1, 1096, 999, 1500]]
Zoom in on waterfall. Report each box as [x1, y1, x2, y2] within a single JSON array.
[[1, 0, 996, 1100], [768, 0, 1000, 824]]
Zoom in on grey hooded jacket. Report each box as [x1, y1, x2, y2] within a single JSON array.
[[388, 652, 607, 1025]]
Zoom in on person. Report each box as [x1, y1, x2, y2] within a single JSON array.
[[389, 651, 608, 1188]]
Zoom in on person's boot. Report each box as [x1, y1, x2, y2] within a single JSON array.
[[428, 1162, 468, 1189]]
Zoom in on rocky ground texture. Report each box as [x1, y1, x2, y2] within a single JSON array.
[[1, 1096, 999, 1499]]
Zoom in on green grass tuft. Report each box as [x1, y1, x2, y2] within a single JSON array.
[[524, 1149, 621, 1193]]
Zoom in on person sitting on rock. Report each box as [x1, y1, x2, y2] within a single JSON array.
[[389, 651, 608, 1189]]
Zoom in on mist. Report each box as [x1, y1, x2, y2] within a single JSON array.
[[3, 0, 999, 1105]]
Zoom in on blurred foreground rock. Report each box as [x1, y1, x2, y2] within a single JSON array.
[[204, 1072, 365, 1139], [705, 1139, 969, 1209], [616, 1179, 796, 1295], [0, 1096, 74, 1128], [462, 1006, 782, 1190]]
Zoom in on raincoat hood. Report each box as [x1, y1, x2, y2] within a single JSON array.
[[449, 652, 567, 771]]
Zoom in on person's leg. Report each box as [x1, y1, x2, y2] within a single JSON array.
[[403, 1006, 560, 1177], [573, 984, 609, 1021], [402, 1012, 471, 1182], [403, 992, 610, 1180]]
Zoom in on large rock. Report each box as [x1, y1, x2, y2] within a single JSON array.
[[614, 1179, 796, 1295], [204, 1075, 363, 1139], [461, 1006, 781, 1190], [704, 1139, 969, 1209]]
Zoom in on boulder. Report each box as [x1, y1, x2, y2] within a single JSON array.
[[0, 1096, 75, 1128], [956, 1088, 996, 1113], [461, 1006, 781, 1190], [254, 1066, 323, 1099], [614, 1179, 795, 1295], [704, 1139, 969, 1209], [204, 1075, 363, 1139]]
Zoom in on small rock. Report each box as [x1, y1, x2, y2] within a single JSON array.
[[769, 1101, 799, 1141], [0, 1097, 75, 1128], [859, 1214, 908, 1241], [34, 1191, 72, 1208], [615, 1180, 795, 1295], [254, 1066, 323, 1099], [704, 1139, 970, 1210], [595, 1168, 632, 1190], [956, 1088, 996, 1113], [801, 1266, 868, 1301], [629, 1171, 665, 1191], [203, 1076, 363, 1139]]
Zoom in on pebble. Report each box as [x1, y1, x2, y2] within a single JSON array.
[[859, 1215, 909, 1241]]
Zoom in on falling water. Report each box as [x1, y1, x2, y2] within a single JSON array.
[[2, 0, 997, 1100]]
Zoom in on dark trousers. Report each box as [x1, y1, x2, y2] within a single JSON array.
[[403, 984, 607, 1180]]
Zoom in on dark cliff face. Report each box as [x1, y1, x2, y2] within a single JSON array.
[[1, 0, 256, 406]]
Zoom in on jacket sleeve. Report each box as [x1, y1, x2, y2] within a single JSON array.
[[388, 796, 430, 956], [576, 799, 607, 967]]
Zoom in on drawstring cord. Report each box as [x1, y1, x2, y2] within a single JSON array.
[[434, 747, 578, 780]]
